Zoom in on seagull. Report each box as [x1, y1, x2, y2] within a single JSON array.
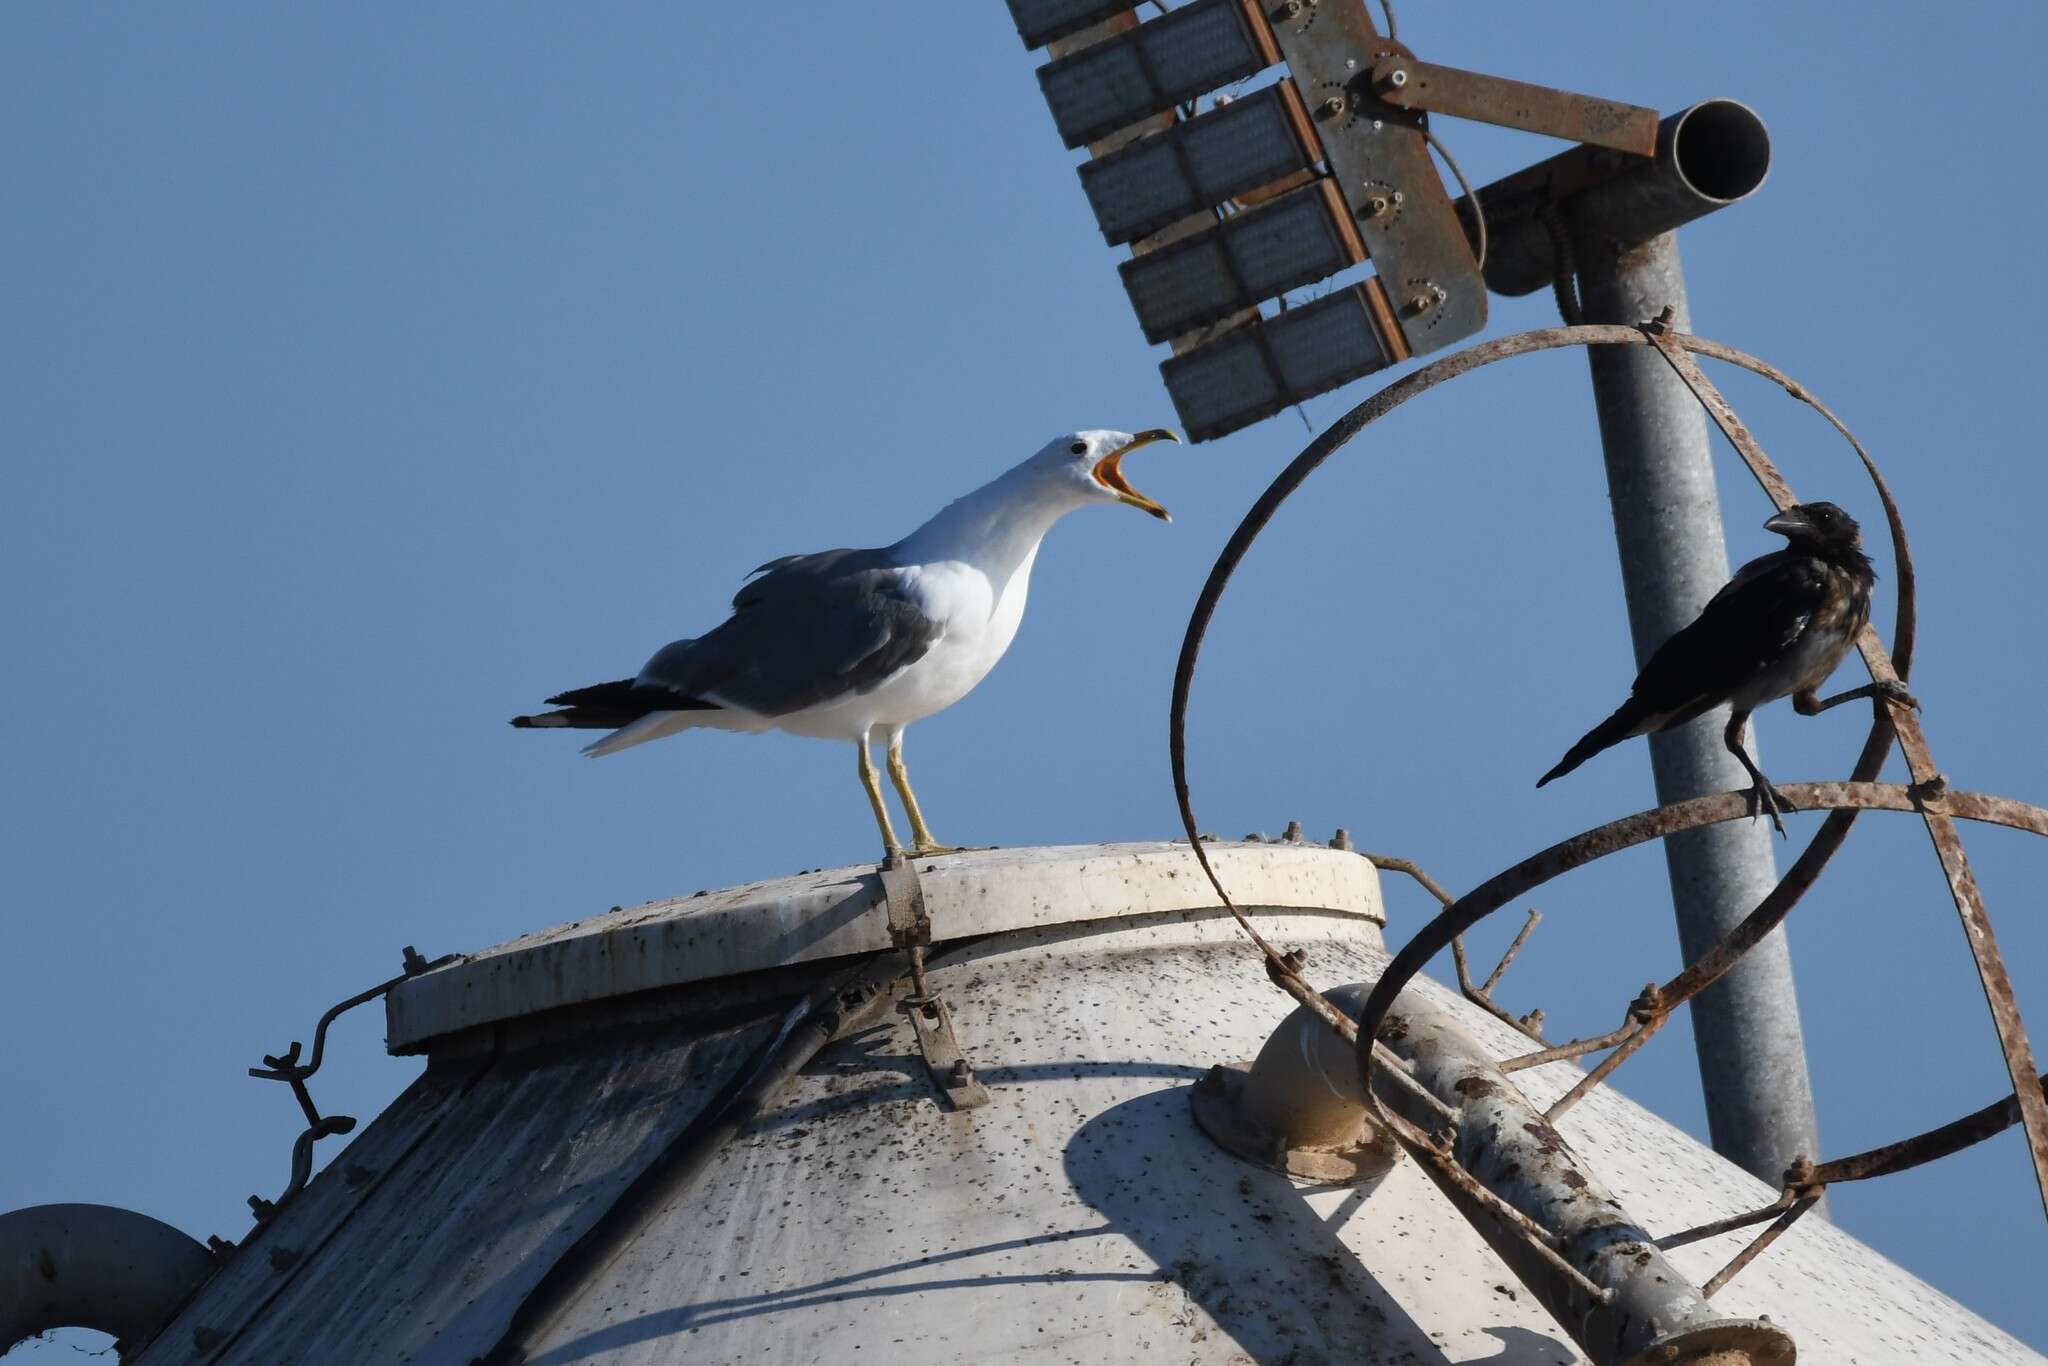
[[1536, 501, 1916, 835], [512, 429, 1180, 857]]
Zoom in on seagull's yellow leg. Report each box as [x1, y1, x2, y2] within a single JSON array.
[[887, 730, 958, 857], [857, 741, 903, 858]]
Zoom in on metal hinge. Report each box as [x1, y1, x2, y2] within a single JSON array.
[[880, 855, 991, 1110]]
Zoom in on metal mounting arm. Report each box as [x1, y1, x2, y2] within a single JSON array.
[[1367, 53, 1658, 155]]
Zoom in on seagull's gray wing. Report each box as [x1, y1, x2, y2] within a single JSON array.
[[634, 548, 940, 717]]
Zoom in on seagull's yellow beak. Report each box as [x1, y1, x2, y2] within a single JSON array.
[[1093, 428, 1180, 522]]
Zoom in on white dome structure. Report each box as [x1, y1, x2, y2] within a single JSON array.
[[53, 841, 2041, 1364]]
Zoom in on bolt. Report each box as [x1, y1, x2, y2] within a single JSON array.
[[1330, 827, 1353, 850], [1283, 820, 1303, 843], [1378, 68, 1409, 92], [1280, 0, 1301, 14], [1320, 95, 1346, 118], [1407, 292, 1435, 315], [1362, 195, 1390, 217], [1391, 190, 1404, 204]]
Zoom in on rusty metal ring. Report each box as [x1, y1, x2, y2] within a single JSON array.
[[1354, 781, 2048, 1176], [1170, 323, 1913, 961]]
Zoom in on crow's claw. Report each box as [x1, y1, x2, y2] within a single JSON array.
[[1745, 780, 1791, 838]]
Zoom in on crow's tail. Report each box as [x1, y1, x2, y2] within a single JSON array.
[[1537, 699, 1650, 788]]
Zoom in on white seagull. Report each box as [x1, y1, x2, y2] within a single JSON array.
[[513, 428, 1180, 857]]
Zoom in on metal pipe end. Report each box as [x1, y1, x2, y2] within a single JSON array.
[[1619, 1317, 1796, 1365], [1664, 100, 1771, 205]]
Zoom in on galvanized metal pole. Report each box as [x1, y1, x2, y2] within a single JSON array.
[[1575, 231, 1824, 1194]]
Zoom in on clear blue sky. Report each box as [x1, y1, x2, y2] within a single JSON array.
[[6, 3, 2046, 1355]]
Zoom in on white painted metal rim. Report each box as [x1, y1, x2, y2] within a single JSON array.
[[385, 841, 1383, 1053]]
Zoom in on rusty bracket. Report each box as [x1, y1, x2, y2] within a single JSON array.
[[1259, 9, 1486, 356], [1369, 54, 1657, 156], [880, 855, 991, 1111], [244, 944, 457, 1221]]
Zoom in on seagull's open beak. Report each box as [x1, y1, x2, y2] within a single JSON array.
[[1093, 428, 1180, 522]]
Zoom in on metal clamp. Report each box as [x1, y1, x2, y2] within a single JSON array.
[[244, 945, 457, 1220], [880, 856, 991, 1110]]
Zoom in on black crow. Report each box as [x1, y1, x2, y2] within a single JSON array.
[[1537, 501, 1915, 835]]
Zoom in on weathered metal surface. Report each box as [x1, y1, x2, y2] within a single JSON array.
[[496, 916, 2040, 1364], [0, 1204, 216, 1353], [1369, 55, 1658, 155], [1034, 0, 1277, 149], [1119, 178, 1364, 343], [1458, 101, 1772, 296], [1079, 81, 1321, 246], [386, 841, 1384, 1052], [131, 1061, 476, 1363], [202, 1014, 780, 1365], [1261, 9, 1486, 357], [1373, 990, 1793, 1365]]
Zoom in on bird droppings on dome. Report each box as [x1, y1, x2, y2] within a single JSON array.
[[103, 841, 2048, 1365]]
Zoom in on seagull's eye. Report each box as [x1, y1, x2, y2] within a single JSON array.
[[1070, 440, 1088, 456]]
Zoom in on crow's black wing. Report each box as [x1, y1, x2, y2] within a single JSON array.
[[1627, 550, 1829, 721]]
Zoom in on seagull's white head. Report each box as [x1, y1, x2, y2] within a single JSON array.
[[1032, 428, 1182, 522]]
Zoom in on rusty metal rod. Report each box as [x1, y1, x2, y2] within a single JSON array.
[[1813, 1068, 2048, 1186], [1480, 908, 1543, 996], [1655, 1190, 1797, 1253], [1544, 1009, 1668, 1122], [1701, 1195, 1818, 1298], [1500, 1019, 1640, 1074]]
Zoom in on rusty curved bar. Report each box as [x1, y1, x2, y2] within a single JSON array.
[[1642, 329, 2048, 1211], [1354, 783, 2048, 1110], [1813, 1064, 2048, 1186], [1169, 324, 1911, 958], [1166, 322, 1912, 1100]]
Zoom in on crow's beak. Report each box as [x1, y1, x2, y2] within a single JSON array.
[[1093, 428, 1180, 522], [1763, 506, 1813, 537]]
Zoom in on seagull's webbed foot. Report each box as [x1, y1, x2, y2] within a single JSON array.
[[910, 841, 964, 858]]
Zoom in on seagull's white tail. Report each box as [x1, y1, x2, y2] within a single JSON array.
[[582, 710, 705, 758]]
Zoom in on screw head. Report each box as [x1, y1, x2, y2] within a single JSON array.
[[1387, 68, 1408, 87], [1364, 196, 1389, 217], [1281, 0, 1302, 14], [1321, 95, 1346, 117]]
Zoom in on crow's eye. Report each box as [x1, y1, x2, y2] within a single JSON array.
[[1070, 440, 1089, 456]]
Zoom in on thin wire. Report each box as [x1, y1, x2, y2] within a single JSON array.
[[1376, 0, 1399, 40], [1421, 124, 1486, 271]]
